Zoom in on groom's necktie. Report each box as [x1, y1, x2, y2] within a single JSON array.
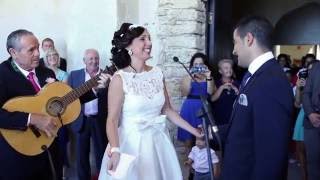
[[239, 71, 252, 91]]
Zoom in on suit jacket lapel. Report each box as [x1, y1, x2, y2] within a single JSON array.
[[240, 59, 275, 93], [8, 58, 38, 92], [227, 59, 276, 130], [80, 69, 86, 84]]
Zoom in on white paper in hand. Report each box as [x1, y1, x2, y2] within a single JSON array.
[[107, 153, 136, 179]]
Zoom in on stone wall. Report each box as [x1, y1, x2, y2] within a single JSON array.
[[158, 0, 206, 108], [157, 0, 206, 136], [156, 2, 207, 178]]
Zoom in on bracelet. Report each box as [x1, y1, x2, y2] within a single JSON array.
[[110, 147, 120, 154], [206, 78, 213, 81]]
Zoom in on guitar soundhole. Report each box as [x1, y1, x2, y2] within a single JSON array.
[[46, 97, 65, 117]]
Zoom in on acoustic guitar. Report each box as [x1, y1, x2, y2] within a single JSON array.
[[0, 65, 116, 156]]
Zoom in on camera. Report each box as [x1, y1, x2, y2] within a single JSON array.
[[190, 65, 208, 74], [298, 69, 308, 79]]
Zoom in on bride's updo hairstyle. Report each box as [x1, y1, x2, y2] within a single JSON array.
[[111, 23, 145, 69]]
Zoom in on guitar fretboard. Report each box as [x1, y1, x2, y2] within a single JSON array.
[[62, 76, 100, 106]]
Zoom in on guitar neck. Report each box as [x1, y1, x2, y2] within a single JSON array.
[[62, 75, 100, 106], [61, 65, 116, 106]]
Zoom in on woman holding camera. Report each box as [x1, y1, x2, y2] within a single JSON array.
[[177, 52, 215, 154], [292, 59, 317, 180]]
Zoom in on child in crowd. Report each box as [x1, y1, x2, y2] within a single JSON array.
[[185, 137, 220, 180]]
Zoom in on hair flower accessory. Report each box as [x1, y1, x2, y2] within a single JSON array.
[[129, 24, 141, 30]]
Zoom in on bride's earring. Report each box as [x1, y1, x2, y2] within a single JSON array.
[[128, 49, 133, 56]]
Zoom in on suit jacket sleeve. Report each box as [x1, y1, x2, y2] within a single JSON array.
[[0, 63, 57, 130], [251, 74, 293, 180], [97, 86, 108, 120], [97, 87, 108, 101], [0, 82, 29, 130], [303, 62, 319, 116], [0, 67, 29, 130]]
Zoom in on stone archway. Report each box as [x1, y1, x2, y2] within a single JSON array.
[[274, 2, 320, 45]]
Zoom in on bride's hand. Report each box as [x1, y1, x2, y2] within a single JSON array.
[[107, 152, 120, 173], [107, 145, 112, 157], [192, 127, 204, 138]]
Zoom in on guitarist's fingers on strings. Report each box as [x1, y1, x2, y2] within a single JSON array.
[[96, 73, 112, 89], [29, 113, 59, 138]]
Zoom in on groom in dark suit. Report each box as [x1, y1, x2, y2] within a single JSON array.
[[221, 16, 294, 180], [68, 49, 109, 180]]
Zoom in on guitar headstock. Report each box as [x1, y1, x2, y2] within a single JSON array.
[[103, 63, 118, 75]]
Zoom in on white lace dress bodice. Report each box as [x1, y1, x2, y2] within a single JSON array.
[[99, 66, 182, 180], [120, 66, 165, 126]]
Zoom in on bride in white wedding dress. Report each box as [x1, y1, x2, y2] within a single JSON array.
[[99, 23, 202, 180]]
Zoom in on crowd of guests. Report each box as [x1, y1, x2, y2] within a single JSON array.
[[41, 42, 109, 180], [43, 43, 109, 180], [0, 15, 319, 180], [178, 49, 319, 180], [276, 53, 319, 180]]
